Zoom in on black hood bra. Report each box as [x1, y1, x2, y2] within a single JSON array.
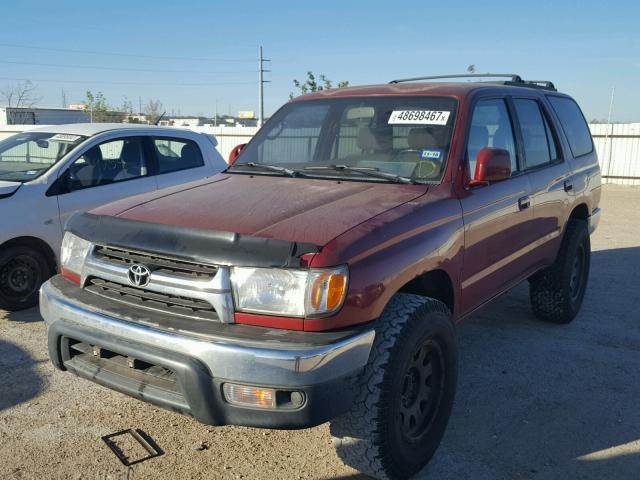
[[67, 212, 320, 269]]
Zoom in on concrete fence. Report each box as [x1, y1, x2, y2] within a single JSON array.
[[2, 123, 639, 185]]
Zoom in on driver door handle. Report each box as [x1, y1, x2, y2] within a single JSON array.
[[564, 180, 573, 192]]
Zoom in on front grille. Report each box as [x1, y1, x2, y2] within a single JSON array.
[[86, 277, 219, 321], [94, 245, 218, 281], [63, 338, 189, 413]]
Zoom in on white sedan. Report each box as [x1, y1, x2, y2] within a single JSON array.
[[0, 123, 227, 311]]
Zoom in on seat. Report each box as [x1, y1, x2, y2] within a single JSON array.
[[179, 143, 202, 169], [407, 127, 440, 150], [357, 127, 393, 153], [113, 141, 144, 181], [71, 147, 103, 187]]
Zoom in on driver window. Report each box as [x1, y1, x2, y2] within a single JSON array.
[[258, 104, 330, 164], [467, 99, 517, 179], [68, 137, 147, 189]]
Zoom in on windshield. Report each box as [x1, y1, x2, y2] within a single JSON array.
[[0, 132, 87, 182], [232, 96, 457, 183]]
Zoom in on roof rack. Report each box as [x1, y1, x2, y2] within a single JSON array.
[[388, 73, 557, 91], [521, 80, 557, 90]]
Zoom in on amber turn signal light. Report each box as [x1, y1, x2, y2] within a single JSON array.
[[308, 270, 348, 314]]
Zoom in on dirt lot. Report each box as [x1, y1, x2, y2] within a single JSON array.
[[1, 184, 639, 480]]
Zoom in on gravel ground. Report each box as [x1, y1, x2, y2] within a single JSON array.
[[1, 184, 639, 480]]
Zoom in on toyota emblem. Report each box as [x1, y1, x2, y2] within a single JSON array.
[[128, 264, 151, 287]]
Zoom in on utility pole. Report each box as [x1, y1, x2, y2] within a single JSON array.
[[258, 46, 271, 127], [61, 88, 67, 108], [214, 99, 218, 126]]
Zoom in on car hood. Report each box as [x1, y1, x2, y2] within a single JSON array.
[[0, 180, 22, 198], [92, 174, 428, 246]]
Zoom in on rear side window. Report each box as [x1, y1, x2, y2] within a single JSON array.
[[513, 99, 558, 168], [547, 96, 593, 157], [153, 137, 204, 174]]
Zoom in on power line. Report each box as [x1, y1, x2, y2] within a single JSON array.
[[0, 42, 255, 62], [0, 76, 254, 87], [0, 59, 255, 75]]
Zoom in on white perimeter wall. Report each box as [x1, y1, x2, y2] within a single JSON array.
[[1, 123, 639, 185]]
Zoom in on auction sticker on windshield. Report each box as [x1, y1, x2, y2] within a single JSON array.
[[50, 134, 82, 142], [388, 110, 450, 125]]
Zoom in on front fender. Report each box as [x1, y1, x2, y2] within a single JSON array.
[[306, 185, 464, 331]]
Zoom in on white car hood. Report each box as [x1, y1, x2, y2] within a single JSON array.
[[0, 180, 22, 197]]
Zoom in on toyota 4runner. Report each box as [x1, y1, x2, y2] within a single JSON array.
[[41, 74, 601, 479]]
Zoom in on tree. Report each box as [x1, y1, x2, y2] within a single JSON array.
[[83, 90, 125, 123], [290, 72, 349, 99], [0, 80, 41, 108], [120, 97, 136, 123], [144, 98, 164, 124]]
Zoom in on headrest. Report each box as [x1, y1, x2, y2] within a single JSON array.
[[83, 147, 103, 166], [357, 127, 392, 151], [407, 128, 438, 149], [180, 143, 197, 160], [120, 141, 141, 163]]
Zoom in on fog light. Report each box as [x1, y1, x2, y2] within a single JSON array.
[[223, 383, 275, 408]]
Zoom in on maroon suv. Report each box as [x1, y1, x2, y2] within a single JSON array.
[[41, 74, 601, 479]]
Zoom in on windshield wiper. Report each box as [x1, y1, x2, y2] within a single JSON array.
[[228, 162, 299, 178], [304, 165, 420, 184]]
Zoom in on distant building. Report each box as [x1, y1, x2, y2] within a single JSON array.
[[124, 114, 149, 124], [164, 118, 203, 127], [0, 107, 89, 126]]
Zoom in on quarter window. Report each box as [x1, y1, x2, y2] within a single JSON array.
[[513, 99, 557, 168], [547, 96, 593, 157], [467, 99, 518, 179], [153, 138, 204, 174]]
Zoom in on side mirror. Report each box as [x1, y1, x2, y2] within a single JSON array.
[[468, 148, 511, 188], [228, 143, 247, 165]]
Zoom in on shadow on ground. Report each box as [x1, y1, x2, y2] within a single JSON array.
[[325, 247, 640, 479], [0, 339, 46, 412], [2, 306, 42, 323], [416, 246, 640, 479]]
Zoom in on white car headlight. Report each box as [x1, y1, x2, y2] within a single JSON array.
[[60, 231, 92, 281], [231, 265, 348, 317]]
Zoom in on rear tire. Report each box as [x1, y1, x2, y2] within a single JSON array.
[[529, 218, 590, 324], [0, 246, 51, 311], [330, 294, 458, 480]]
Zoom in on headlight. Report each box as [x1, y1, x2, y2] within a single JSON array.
[[231, 265, 348, 317], [60, 231, 92, 280]]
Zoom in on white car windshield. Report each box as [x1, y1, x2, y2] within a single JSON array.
[[0, 132, 87, 182]]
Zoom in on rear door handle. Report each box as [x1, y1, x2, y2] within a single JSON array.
[[518, 196, 530, 210], [564, 180, 573, 192]]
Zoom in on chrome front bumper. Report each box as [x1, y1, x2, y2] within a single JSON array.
[[40, 277, 375, 387]]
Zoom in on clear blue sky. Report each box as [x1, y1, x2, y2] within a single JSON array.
[[1, 0, 638, 121]]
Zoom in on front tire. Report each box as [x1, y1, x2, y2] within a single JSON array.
[[330, 294, 458, 480], [529, 218, 590, 324], [0, 246, 51, 311]]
